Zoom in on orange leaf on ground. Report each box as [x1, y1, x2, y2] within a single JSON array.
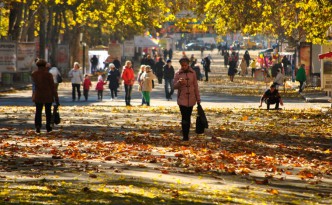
[[266, 189, 279, 195], [161, 170, 169, 174], [255, 178, 269, 185]]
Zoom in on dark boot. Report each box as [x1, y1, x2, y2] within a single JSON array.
[[182, 121, 190, 141]]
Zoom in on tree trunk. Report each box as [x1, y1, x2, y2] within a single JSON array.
[[8, 2, 23, 41], [38, 5, 46, 59]]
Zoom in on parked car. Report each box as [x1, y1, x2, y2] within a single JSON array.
[[185, 43, 206, 51]]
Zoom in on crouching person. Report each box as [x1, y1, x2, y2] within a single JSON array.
[[259, 84, 283, 110]]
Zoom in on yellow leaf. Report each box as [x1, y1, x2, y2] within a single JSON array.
[[324, 149, 330, 154]]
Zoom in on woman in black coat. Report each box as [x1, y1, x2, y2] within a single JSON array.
[[155, 58, 165, 84], [107, 63, 120, 100]]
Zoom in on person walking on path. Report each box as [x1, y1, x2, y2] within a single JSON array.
[[223, 51, 229, 68], [47, 63, 61, 91], [107, 63, 120, 100], [155, 57, 165, 84], [296, 64, 307, 93], [273, 68, 284, 89], [163, 59, 175, 100], [140, 65, 157, 106], [202, 55, 211, 81], [190, 54, 197, 69], [112, 57, 121, 70], [163, 48, 168, 60], [137, 65, 147, 105], [259, 84, 283, 110], [95, 75, 107, 101], [83, 74, 92, 101], [228, 51, 238, 82], [174, 57, 201, 141], [68, 62, 84, 101], [31, 59, 59, 133], [90, 55, 99, 74], [243, 50, 251, 70], [239, 58, 247, 76], [250, 59, 257, 77], [121, 60, 135, 106], [168, 48, 173, 60]]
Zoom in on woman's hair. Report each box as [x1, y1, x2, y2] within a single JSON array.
[[36, 59, 47, 67], [74, 62, 80, 67], [125, 60, 132, 66], [138, 65, 145, 74]]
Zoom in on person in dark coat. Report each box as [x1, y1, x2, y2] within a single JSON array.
[[243, 50, 251, 68], [168, 48, 173, 60], [228, 52, 238, 82], [192, 63, 202, 81], [112, 56, 121, 70], [90, 55, 99, 74], [155, 57, 165, 84], [107, 63, 120, 100], [224, 51, 229, 68], [281, 56, 290, 74], [163, 48, 168, 60], [145, 55, 156, 73], [163, 59, 175, 100], [202, 55, 211, 81], [259, 84, 283, 110], [31, 59, 59, 133]]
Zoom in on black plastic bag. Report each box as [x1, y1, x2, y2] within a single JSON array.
[[195, 116, 205, 134], [57, 74, 63, 83], [53, 105, 61, 125], [195, 104, 208, 134]]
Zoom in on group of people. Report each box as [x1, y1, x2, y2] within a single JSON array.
[[31, 50, 308, 141], [32, 56, 201, 142]]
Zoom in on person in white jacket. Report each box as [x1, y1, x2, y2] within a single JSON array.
[[47, 63, 61, 91], [140, 65, 156, 106], [68, 62, 84, 101], [273, 68, 284, 89]]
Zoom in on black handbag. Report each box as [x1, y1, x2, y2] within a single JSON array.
[[195, 104, 208, 134], [53, 105, 61, 125], [195, 116, 205, 134], [57, 74, 63, 83]]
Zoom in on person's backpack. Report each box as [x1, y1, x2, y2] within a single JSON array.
[[201, 59, 205, 66]]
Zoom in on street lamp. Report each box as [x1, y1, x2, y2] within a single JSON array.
[[80, 33, 86, 74]]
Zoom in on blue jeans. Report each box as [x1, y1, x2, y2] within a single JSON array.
[[164, 78, 174, 99], [124, 84, 133, 105]]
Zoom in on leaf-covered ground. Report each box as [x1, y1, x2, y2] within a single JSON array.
[[0, 105, 331, 205]]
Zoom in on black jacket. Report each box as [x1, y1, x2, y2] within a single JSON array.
[[163, 65, 175, 79]]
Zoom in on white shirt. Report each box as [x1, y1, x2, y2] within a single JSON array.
[[274, 72, 284, 85], [49, 67, 61, 83]]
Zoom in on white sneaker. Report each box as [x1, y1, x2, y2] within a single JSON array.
[[110, 98, 113, 101]]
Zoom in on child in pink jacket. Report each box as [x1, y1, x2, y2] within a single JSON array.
[[95, 75, 106, 101]]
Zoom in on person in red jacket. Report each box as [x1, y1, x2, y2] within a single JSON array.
[[121, 60, 135, 106], [174, 57, 201, 141], [95, 75, 106, 101], [83, 74, 92, 101]]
